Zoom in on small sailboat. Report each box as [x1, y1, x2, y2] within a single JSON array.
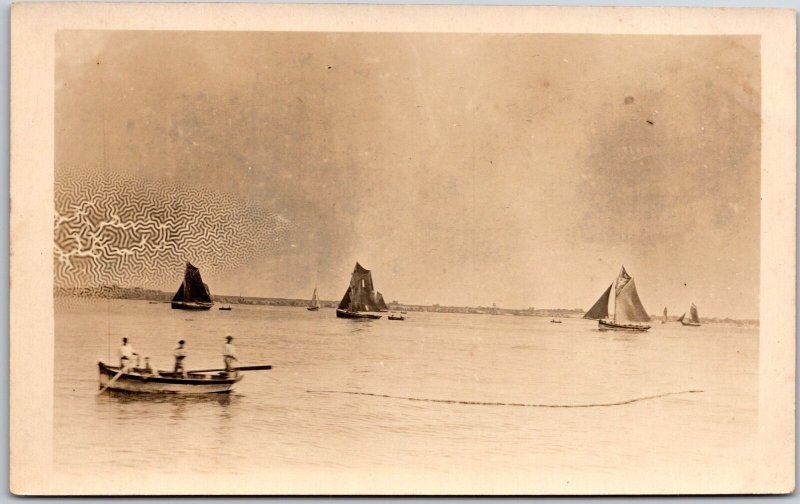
[[662, 307, 668, 324], [171, 262, 214, 310], [336, 262, 383, 319], [583, 266, 651, 332], [307, 287, 321, 311], [678, 303, 702, 326]]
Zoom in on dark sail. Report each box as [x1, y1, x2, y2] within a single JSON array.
[[172, 283, 185, 302], [689, 303, 700, 323], [347, 262, 376, 312], [584, 284, 612, 320], [375, 292, 388, 311], [338, 288, 351, 310], [172, 262, 213, 305], [614, 278, 650, 323], [677, 313, 686, 322]]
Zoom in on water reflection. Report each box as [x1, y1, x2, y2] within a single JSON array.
[[348, 321, 375, 334], [103, 390, 238, 407]]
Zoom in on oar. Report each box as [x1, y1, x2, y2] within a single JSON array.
[[186, 365, 273, 373], [97, 369, 125, 395]]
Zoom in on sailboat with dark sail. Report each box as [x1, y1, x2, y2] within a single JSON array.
[[336, 262, 383, 319], [662, 307, 668, 324], [583, 266, 651, 332], [678, 303, 702, 326], [171, 262, 214, 310], [307, 287, 321, 311]]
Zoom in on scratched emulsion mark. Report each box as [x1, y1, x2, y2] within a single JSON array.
[[54, 168, 292, 293]]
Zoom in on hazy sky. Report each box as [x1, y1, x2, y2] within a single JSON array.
[[55, 31, 760, 318]]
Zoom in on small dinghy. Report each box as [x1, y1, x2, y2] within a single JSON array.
[[388, 312, 405, 321]]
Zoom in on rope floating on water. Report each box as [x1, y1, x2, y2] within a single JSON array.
[[306, 389, 704, 408]]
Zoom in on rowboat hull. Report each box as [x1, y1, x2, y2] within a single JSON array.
[[336, 309, 382, 319], [598, 320, 651, 332], [98, 362, 242, 394], [171, 301, 213, 311], [307, 306, 320, 311], [388, 316, 404, 321], [680, 321, 701, 327]]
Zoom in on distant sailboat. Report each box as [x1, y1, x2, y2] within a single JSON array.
[[679, 303, 702, 326], [583, 266, 651, 332], [307, 287, 321, 311], [171, 262, 214, 311], [336, 262, 383, 319], [662, 307, 668, 324]]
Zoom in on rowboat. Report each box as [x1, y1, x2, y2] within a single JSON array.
[[98, 361, 242, 394]]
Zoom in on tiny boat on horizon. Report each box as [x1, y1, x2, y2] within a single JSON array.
[[678, 303, 702, 326], [307, 287, 321, 311]]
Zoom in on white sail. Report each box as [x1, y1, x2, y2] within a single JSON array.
[[614, 278, 651, 323]]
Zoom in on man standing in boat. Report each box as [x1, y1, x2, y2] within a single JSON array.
[[173, 340, 187, 377], [223, 336, 238, 373], [118, 337, 139, 371]]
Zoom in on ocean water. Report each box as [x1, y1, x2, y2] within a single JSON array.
[[54, 299, 759, 490]]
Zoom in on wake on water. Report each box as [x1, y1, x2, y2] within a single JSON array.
[[306, 389, 704, 408]]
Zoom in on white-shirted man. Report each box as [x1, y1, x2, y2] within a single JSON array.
[[118, 337, 139, 371], [223, 336, 238, 373]]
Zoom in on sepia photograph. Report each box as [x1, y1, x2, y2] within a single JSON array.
[[9, 3, 796, 495]]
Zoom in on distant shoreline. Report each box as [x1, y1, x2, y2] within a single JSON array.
[[53, 285, 759, 326]]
